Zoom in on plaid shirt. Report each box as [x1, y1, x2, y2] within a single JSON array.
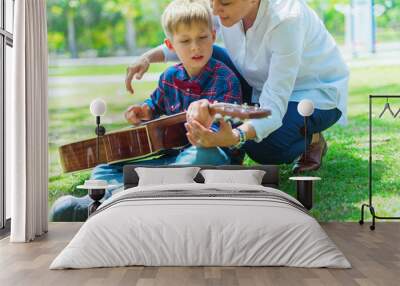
[[144, 57, 242, 117]]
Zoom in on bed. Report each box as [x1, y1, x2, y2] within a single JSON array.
[[50, 165, 350, 269]]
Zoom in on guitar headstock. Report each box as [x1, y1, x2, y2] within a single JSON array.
[[209, 102, 271, 122]]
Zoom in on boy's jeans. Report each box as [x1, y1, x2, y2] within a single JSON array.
[[49, 146, 232, 221], [49, 45, 244, 222], [91, 146, 230, 185]]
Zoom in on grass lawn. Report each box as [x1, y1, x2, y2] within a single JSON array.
[[48, 64, 400, 221]]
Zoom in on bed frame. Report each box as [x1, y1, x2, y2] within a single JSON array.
[[123, 165, 279, 189]]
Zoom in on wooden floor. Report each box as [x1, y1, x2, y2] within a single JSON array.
[[0, 222, 399, 286]]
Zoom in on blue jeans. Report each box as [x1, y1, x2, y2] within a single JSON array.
[[91, 146, 231, 187], [211, 45, 342, 164], [49, 146, 231, 221], [244, 102, 342, 164]]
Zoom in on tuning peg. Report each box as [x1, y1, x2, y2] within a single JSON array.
[[212, 113, 224, 124], [232, 117, 242, 124], [234, 101, 239, 105], [255, 103, 260, 109], [223, 115, 232, 122], [242, 103, 248, 109]]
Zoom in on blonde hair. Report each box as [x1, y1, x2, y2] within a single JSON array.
[[162, 0, 213, 39]]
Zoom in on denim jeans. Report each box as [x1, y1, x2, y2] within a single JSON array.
[[90, 146, 231, 186], [49, 146, 231, 222], [49, 46, 243, 222], [244, 101, 342, 164], [50, 46, 341, 221], [212, 45, 343, 164]]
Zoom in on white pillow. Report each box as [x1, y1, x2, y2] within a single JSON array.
[[200, 169, 266, 185], [135, 167, 201, 186]]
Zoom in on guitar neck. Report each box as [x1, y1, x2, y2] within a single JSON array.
[[209, 103, 271, 119]]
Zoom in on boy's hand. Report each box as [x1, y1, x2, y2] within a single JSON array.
[[186, 99, 213, 128], [125, 104, 152, 125], [125, 56, 150, 94]]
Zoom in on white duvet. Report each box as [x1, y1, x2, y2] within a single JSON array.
[[50, 183, 351, 269]]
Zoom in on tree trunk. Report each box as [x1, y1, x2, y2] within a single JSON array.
[[125, 16, 136, 56], [67, 9, 78, 58]]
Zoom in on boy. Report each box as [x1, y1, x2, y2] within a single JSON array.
[[124, 0, 242, 164], [49, 0, 242, 222]]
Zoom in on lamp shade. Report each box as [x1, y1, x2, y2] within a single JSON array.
[[90, 99, 107, 117], [297, 99, 314, 117]]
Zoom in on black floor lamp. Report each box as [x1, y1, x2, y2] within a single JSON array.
[[289, 99, 319, 210], [89, 98, 107, 163], [297, 99, 315, 160]]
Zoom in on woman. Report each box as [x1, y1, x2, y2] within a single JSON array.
[[126, 0, 349, 173]]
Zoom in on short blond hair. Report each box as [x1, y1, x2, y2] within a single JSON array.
[[162, 0, 213, 39]]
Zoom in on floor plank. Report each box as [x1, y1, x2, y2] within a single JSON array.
[[0, 222, 399, 286]]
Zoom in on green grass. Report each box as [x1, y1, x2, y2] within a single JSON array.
[[48, 64, 400, 221]]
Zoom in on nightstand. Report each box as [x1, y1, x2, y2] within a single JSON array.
[[88, 188, 106, 216], [289, 176, 321, 210], [77, 180, 118, 217]]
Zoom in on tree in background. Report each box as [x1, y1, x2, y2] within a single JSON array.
[[48, 0, 82, 58], [375, 0, 400, 41], [47, 0, 399, 58], [47, 0, 169, 58], [307, 0, 347, 41], [103, 0, 138, 56]]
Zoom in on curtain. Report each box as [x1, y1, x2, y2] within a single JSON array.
[[8, 0, 48, 242]]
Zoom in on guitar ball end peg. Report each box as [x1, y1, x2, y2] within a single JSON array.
[[223, 115, 232, 121]]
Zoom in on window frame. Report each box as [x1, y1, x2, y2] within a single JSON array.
[[0, 0, 14, 235]]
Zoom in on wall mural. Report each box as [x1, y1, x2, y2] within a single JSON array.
[[47, 0, 400, 223]]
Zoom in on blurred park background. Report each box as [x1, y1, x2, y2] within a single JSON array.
[[47, 0, 400, 221]]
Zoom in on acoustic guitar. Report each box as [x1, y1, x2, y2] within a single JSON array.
[[59, 103, 271, 173]]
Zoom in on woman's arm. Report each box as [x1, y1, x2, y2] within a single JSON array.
[[186, 16, 305, 147], [125, 45, 165, 94], [125, 44, 183, 94], [247, 16, 305, 142]]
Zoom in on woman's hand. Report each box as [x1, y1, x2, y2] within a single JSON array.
[[186, 99, 214, 128], [185, 119, 239, 148], [125, 56, 150, 94], [124, 104, 152, 125]]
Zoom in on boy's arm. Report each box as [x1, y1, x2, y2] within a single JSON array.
[[125, 104, 153, 125]]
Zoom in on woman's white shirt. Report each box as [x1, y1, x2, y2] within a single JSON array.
[[163, 0, 349, 142]]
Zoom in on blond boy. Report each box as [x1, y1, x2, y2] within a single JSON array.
[[125, 0, 242, 125]]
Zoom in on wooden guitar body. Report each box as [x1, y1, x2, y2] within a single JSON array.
[[59, 103, 271, 173], [59, 113, 188, 173]]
